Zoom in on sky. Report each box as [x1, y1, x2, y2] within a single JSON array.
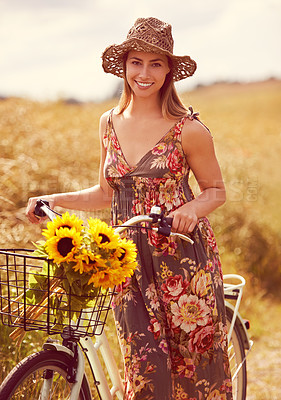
[[0, 0, 280, 102]]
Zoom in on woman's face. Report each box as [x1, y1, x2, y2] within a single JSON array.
[[125, 50, 170, 98]]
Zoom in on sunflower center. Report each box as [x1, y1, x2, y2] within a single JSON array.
[[57, 237, 74, 257], [60, 225, 72, 229], [99, 233, 110, 244], [118, 248, 126, 261]]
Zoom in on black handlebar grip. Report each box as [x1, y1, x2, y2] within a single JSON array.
[[158, 216, 173, 237], [34, 199, 50, 218], [165, 217, 173, 227]]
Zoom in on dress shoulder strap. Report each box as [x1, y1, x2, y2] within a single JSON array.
[[174, 106, 199, 136], [103, 108, 115, 150], [107, 107, 115, 126]]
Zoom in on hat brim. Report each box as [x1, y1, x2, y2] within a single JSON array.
[[102, 38, 197, 81]]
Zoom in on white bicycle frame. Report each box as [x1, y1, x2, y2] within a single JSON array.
[[38, 204, 252, 399], [224, 274, 253, 382], [43, 329, 124, 400], [224, 274, 246, 344]]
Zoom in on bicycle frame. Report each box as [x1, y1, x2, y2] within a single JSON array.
[[224, 274, 246, 344], [224, 274, 253, 382], [42, 331, 123, 400]]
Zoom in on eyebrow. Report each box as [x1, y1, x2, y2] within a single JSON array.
[[129, 56, 165, 62]]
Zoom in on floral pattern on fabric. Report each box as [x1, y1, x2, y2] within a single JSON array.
[[103, 109, 232, 399]]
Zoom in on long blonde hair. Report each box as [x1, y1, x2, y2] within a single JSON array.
[[117, 55, 188, 120]]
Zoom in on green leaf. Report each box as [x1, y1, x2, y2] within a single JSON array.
[[32, 248, 47, 257]]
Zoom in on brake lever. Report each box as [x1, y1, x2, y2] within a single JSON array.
[[149, 206, 194, 244], [157, 216, 173, 237]]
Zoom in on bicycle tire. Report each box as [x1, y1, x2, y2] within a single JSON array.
[[0, 350, 92, 400], [226, 309, 247, 400]]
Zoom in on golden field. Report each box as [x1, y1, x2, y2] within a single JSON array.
[[0, 79, 281, 398]]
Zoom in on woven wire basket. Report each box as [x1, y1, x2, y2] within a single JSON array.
[[0, 249, 115, 337]]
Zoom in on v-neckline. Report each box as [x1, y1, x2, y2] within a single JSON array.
[[110, 114, 183, 172]]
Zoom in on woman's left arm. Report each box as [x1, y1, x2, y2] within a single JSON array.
[[169, 118, 226, 234]]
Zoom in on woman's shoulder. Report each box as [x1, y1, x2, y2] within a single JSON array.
[[98, 110, 114, 147], [99, 108, 116, 132], [181, 109, 213, 155], [100, 108, 114, 123], [181, 107, 211, 137]]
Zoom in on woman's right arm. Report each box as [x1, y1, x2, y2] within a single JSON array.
[[26, 112, 113, 223]]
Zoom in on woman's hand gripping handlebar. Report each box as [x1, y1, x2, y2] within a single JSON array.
[[113, 205, 194, 245], [34, 199, 61, 222], [34, 201, 194, 245]]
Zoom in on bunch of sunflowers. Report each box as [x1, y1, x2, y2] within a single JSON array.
[[35, 212, 138, 290], [9, 213, 137, 343]]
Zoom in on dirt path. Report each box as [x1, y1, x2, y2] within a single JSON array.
[[246, 302, 281, 399]]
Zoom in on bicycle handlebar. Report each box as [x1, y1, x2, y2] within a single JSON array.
[[34, 200, 194, 245], [34, 199, 61, 221]]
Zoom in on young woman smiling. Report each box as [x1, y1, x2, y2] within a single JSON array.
[[26, 17, 232, 400]]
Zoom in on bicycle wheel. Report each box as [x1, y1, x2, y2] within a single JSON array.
[[0, 350, 92, 400], [226, 309, 247, 400]]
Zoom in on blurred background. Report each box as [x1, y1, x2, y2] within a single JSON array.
[[0, 1, 281, 399], [1, 0, 280, 101]]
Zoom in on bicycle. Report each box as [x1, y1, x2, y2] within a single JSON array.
[[0, 200, 252, 400]]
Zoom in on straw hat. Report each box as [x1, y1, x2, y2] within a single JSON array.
[[102, 17, 197, 81]]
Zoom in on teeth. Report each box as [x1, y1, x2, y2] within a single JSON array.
[[137, 82, 152, 87]]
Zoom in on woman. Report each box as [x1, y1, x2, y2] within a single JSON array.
[[26, 17, 232, 400]]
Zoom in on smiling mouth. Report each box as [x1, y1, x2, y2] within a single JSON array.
[[135, 81, 154, 88]]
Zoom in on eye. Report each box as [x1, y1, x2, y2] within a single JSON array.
[[131, 60, 141, 66], [151, 62, 162, 68]]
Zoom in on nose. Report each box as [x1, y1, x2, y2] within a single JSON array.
[[138, 64, 150, 79]]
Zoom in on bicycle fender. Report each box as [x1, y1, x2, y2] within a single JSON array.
[[43, 342, 74, 358], [225, 301, 251, 351]]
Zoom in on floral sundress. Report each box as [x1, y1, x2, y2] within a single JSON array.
[[103, 108, 232, 400]]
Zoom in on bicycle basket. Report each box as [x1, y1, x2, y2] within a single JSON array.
[[0, 249, 115, 337]]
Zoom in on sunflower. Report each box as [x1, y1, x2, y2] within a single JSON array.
[[88, 268, 122, 289], [45, 227, 82, 264], [87, 247, 137, 289], [115, 255, 138, 284], [116, 238, 137, 264], [117, 239, 138, 282], [87, 218, 120, 250], [73, 249, 108, 274], [42, 212, 84, 240]]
